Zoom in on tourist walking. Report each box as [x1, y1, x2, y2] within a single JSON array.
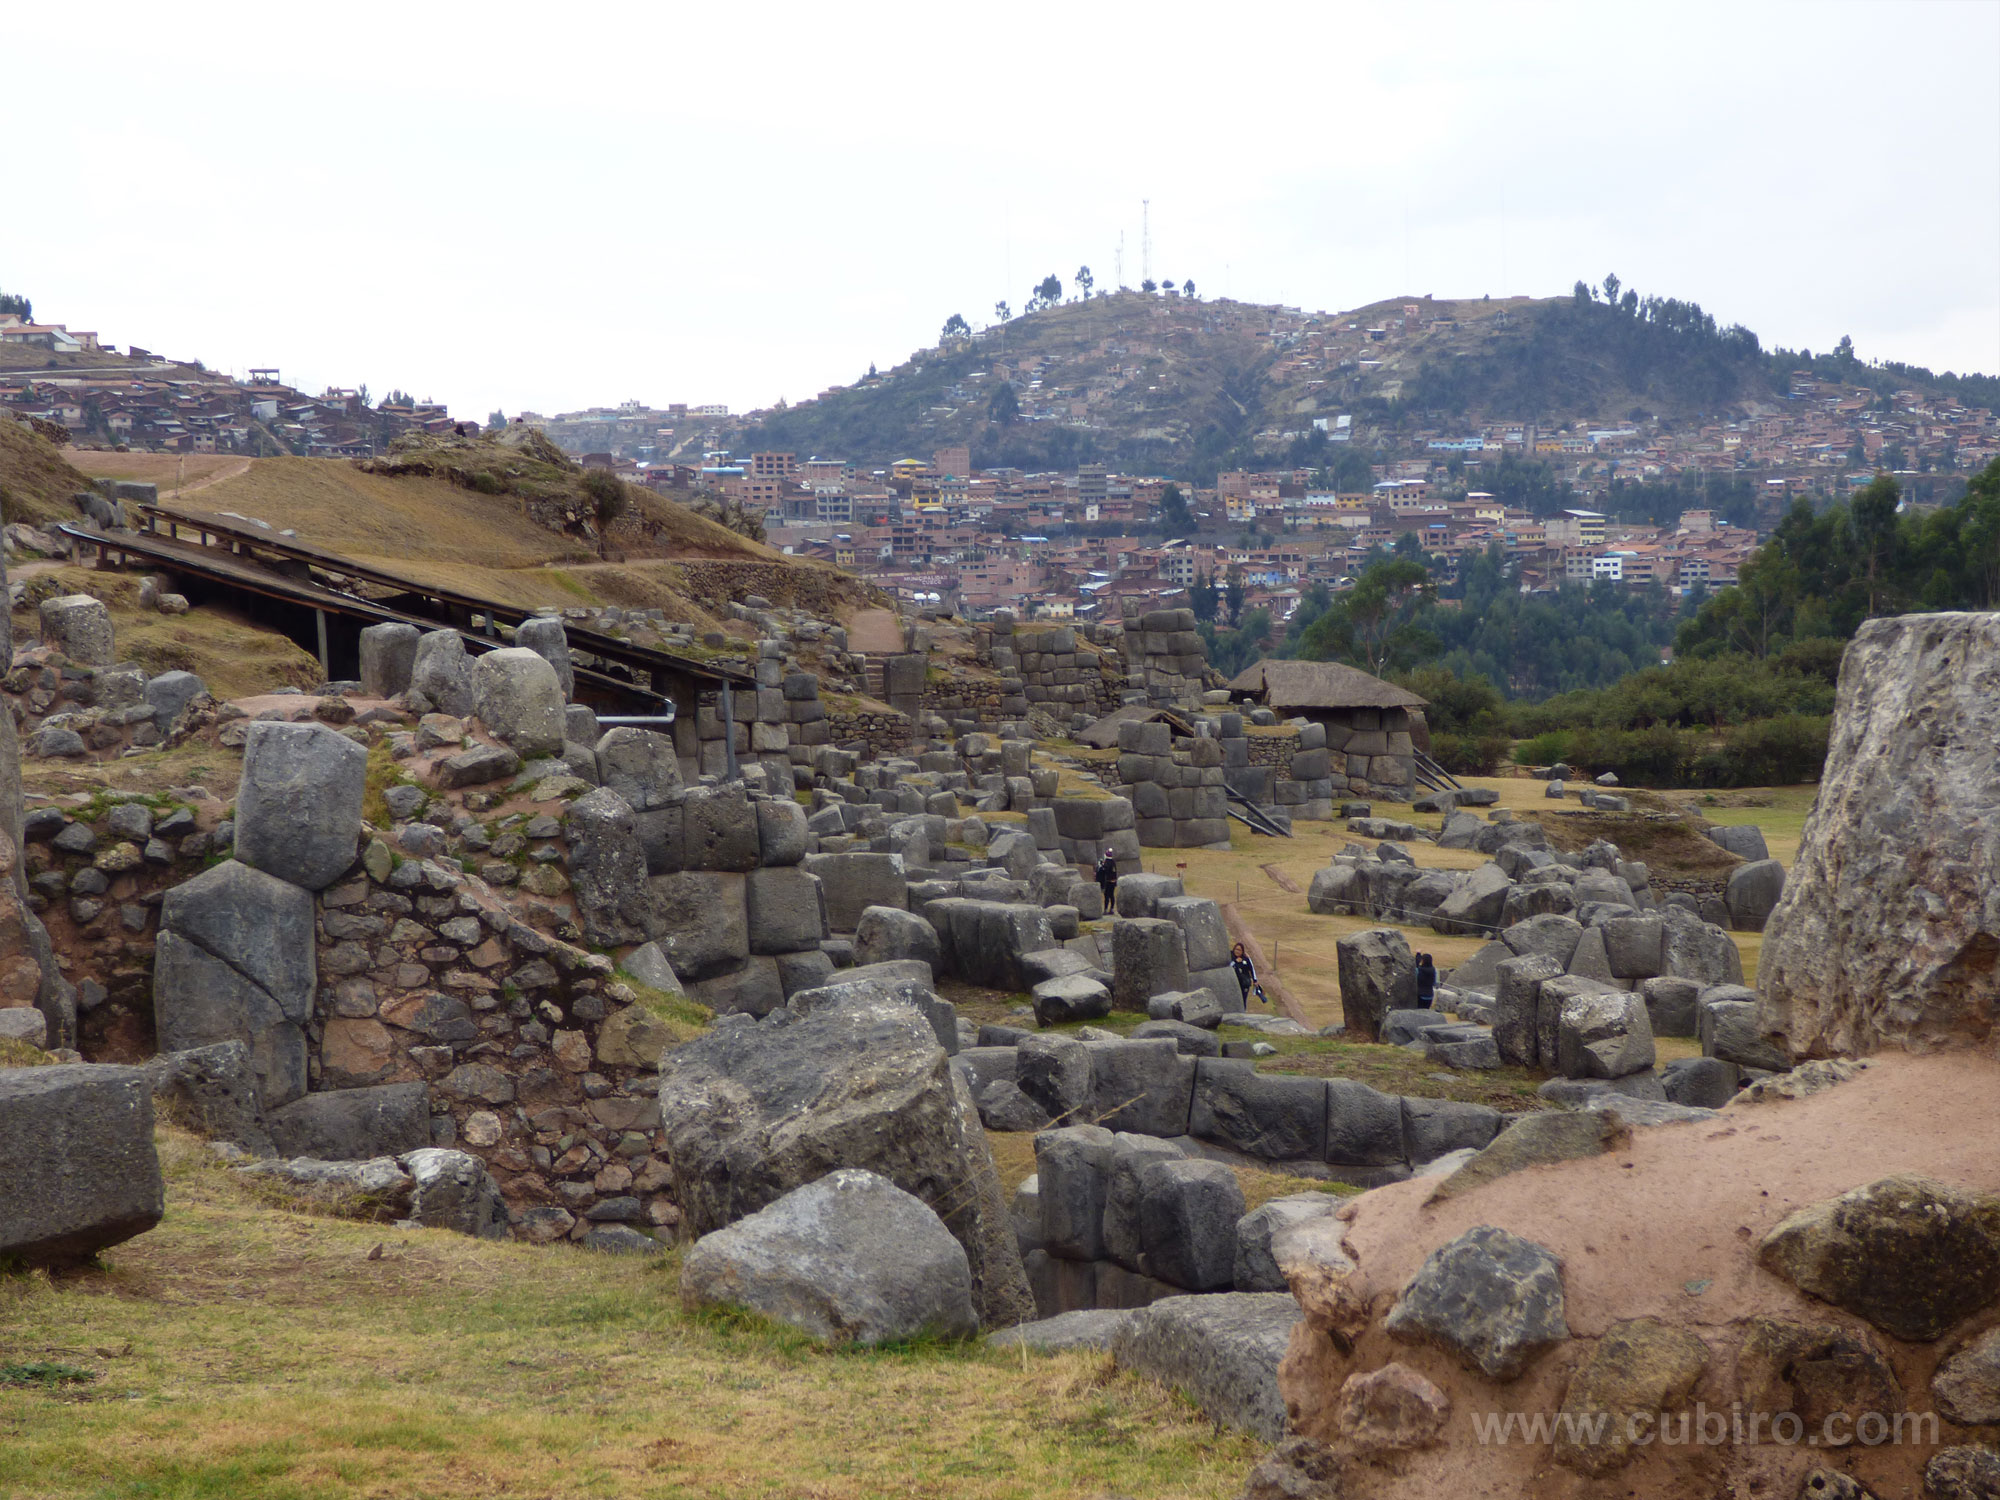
[[1094, 848, 1120, 915], [1415, 952, 1438, 1009]]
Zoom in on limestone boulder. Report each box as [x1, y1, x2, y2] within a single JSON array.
[[1725, 858, 1786, 932], [409, 629, 478, 716], [38, 594, 115, 665], [1760, 615, 2000, 1058], [1553, 1318, 1710, 1475], [1758, 1174, 2000, 1341], [1110, 1292, 1303, 1440], [473, 647, 565, 757], [0, 1063, 163, 1264], [358, 622, 420, 699], [155, 860, 317, 1107], [1335, 928, 1414, 1043], [1385, 1224, 1568, 1380], [595, 727, 682, 811], [680, 1169, 976, 1344], [234, 721, 366, 891], [513, 616, 574, 698], [655, 990, 1032, 1328]]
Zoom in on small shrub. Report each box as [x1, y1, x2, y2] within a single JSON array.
[[1513, 730, 1573, 767]]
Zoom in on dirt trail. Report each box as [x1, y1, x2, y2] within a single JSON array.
[[842, 607, 905, 654]]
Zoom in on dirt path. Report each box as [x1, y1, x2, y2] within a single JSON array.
[[842, 607, 904, 654], [167, 456, 251, 498]]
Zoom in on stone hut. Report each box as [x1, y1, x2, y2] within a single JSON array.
[[1226, 659, 1425, 801]]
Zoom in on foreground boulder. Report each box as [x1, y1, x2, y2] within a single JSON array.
[[1110, 1291, 1302, 1439], [1758, 1173, 2000, 1341], [680, 1169, 977, 1344], [233, 722, 367, 892], [656, 992, 1033, 1328], [1384, 1224, 1568, 1379], [0, 1064, 163, 1263], [1760, 614, 2000, 1058]]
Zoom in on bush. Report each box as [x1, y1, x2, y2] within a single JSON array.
[[1513, 730, 1573, 767], [1432, 731, 1512, 776], [1686, 714, 1830, 787]]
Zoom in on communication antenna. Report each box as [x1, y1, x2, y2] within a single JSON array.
[[1116, 232, 1124, 290], [1142, 199, 1151, 285]]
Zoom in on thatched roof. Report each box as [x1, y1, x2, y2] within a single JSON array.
[[1075, 703, 1199, 748], [1226, 659, 1427, 711]]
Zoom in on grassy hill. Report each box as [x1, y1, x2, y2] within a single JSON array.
[[59, 431, 872, 625], [0, 417, 96, 526], [741, 288, 1993, 482]]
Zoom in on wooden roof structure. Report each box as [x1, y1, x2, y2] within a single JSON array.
[[1226, 658, 1427, 712]]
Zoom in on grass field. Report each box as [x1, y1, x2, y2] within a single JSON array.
[[0, 1130, 1262, 1500]]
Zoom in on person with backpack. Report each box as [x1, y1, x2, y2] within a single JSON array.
[[1415, 952, 1438, 1009], [1094, 848, 1120, 915]]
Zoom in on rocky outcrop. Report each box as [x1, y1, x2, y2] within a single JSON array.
[[655, 989, 1032, 1328], [1760, 614, 2000, 1059]]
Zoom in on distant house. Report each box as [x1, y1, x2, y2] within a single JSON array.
[[1225, 658, 1428, 797]]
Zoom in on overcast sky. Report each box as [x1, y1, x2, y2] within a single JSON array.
[[7, 1, 1997, 420]]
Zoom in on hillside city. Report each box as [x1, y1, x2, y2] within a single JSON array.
[[9, 292, 1996, 645]]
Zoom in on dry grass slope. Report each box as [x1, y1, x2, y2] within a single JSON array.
[[0, 419, 96, 526], [0, 1127, 1262, 1500]]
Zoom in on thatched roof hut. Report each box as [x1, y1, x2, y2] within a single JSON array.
[[1225, 659, 1426, 712]]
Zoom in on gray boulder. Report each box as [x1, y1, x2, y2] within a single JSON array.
[[144, 670, 208, 729], [1032, 973, 1110, 1026], [1724, 859, 1786, 932], [565, 789, 656, 947], [1432, 862, 1513, 936], [266, 1082, 432, 1160], [800, 851, 908, 932], [1660, 911, 1744, 987], [402, 1148, 508, 1239], [38, 594, 115, 665], [1698, 985, 1791, 1071], [1110, 1292, 1303, 1439], [1386, 1224, 1568, 1379], [1035, 1124, 1117, 1261], [1661, 1056, 1739, 1109], [745, 866, 828, 954], [643, 871, 749, 981], [655, 989, 1032, 1328], [1016, 1033, 1094, 1122], [1102, 1134, 1186, 1271], [409, 629, 477, 716], [473, 647, 565, 757], [1156, 896, 1230, 973], [1147, 988, 1225, 1028], [0, 1063, 163, 1263], [155, 860, 317, 1107], [1335, 927, 1414, 1042], [234, 721, 366, 891], [595, 728, 682, 811], [853, 905, 941, 973], [1555, 986, 1656, 1079], [513, 616, 574, 699], [987, 1309, 1135, 1352], [358, 622, 420, 699], [1112, 918, 1188, 1011], [141, 1041, 275, 1156], [1641, 975, 1703, 1038], [1708, 823, 1769, 861], [1138, 1158, 1245, 1291], [1190, 1059, 1326, 1161], [1492, 953, 1562, 1066], [1234, 1193, 1340, 1292], [679, 1169, 976, 1343]]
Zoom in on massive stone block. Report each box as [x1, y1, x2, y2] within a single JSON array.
[[801, 851, 908, 932], [473, 647, 565, 757], [595, 727, 682, 811], [38, 594, 115, 666], [234, 721, 366, 891], [513, 616, 574, 699], [1761, 614, 2000, 1058], [409, 629, 478, 717], [643, 871, 749, 980], [1335, 928, 1414, 1043], [358, 621, 420, 699], [154, 860, 317, 1107], [656, 991, 1033, 1328], [0, 1064, 162, 1263], [1112, 918, 1189, 1011]]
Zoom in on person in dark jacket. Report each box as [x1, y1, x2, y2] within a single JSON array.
[[1231, 942, 1262, 1005], [1095, 848, 1120, 914], [1415, 952, 1438, 1008]]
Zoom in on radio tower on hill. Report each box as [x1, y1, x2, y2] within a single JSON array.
[[1142, 199, 1151, 286]]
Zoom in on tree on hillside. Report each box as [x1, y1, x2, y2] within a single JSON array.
[[580, 467, 630, 557], [940, 312, 970, 344], [1602, 272, 1621, 305], [1161, 279, 1177, 294], [1182, 279, 1196, 299], [1573, 280, 1592, 305], [1225, 565, 1245, 625], [1141, 279, 1158, 294], [1159, 482, 1193, 533], [486, 409, 505, 431], [988, 383, 1020, 425], [1075, 266, 1093, 299], [1190, 570, 1217, 621], [1027, 274, 1063, 312], [0, 289, 30, 320], [1296, 556, 1438, 677], [993, 300, 1011, 324]]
